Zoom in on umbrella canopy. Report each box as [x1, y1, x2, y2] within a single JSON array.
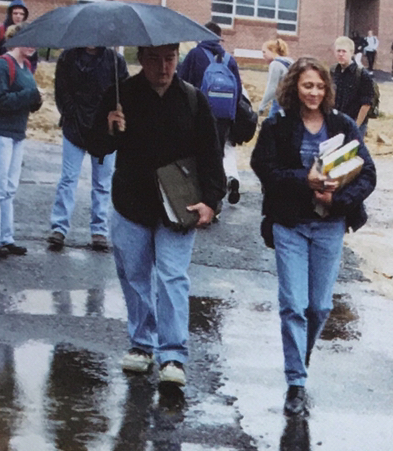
[[5, 1, 219, 49]]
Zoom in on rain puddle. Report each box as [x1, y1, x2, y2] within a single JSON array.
[[321, 293, 361, 341], [0, 295, 256, 450]]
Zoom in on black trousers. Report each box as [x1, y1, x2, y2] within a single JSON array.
[[366, 51, 376, 71]]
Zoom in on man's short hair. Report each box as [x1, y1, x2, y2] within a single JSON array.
[[204, 21, 221, 37], [334, 36, 355, 54], [137, 43, 179, 59]]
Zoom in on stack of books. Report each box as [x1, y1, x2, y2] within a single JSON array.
[[317, 133, 363, 188]]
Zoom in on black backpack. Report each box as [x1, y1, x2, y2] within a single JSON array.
[[230, 92, 258, 145], [354, 67, 380, 119]]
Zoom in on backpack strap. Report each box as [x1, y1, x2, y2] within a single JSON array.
[[202, 47, 215, 64], [0, 54, 32, 87], [275, 58, 291, 69], [182, 81, 198, 118], [202, 47, 229, 66], [0, 24, 5, 42], [0, 54, 16, 86]]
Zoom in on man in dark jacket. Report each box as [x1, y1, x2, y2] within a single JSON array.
[[47, 47, 128, 250], [178, 21, 242, 206], [89, 43, 225, 386], [331, 36, 374, 139], [178, 21, 242, 153], [0, 0, 38, 73]]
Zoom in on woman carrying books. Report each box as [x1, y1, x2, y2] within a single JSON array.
[[251, 57, 376, 417]]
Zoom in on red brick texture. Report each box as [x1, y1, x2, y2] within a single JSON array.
[[1, 0, 390, 71]]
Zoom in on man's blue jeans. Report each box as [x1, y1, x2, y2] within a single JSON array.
[[0, 136, 24, 246], [111, 210, 196, 365], [273, 220, 346, 386], [50, 136, 115, 237]]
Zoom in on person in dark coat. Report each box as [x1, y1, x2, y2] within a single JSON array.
[[0, 0, 38, 73], [251, 57, 376, 417], [89, 43, 225, 386], [178, 21, 242, 154], [47, 47, 128, 251], [178, 21, 242, 206]]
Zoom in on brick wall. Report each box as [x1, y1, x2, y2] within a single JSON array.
[[376, 0, 391, 72], [1, 0, 390, 72], [222, 0, 347, 68], [167, 0, 211, 25]]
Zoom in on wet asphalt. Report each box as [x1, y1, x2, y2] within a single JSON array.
[[0, 140, 392, 450]]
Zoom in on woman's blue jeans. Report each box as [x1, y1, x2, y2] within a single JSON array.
[[273, 220, 346, 386], [50, 136, 115, 237], [0, 136, 24, 246], [111, 210, 196, 365]]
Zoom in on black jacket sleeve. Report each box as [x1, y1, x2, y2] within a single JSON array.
[[86, 83, 118, 160]]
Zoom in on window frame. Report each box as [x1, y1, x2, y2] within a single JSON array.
[[211, 0, 299, 34]]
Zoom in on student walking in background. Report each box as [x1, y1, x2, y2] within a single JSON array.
[[0, 24, 42, 258], [258, 38, 293, 118], [0, 0, 38, 73], [251, 57, 376, 416], [47, 46, 128, 251], [331, 36, 374, 139], [178, 21, 242, 207], [364, 29, 379, 74]]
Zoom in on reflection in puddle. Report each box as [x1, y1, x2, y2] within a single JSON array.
[[280, 417, 310, 451], [321, 294, 361, 341], [0, 341, 127, 451], [0, 295, 258, 450], [1, 288, 127, 319]]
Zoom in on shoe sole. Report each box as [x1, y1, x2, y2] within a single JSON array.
[[159, 369, 186, 386], [228, 179, 240, 204], [47, 237, 65, 246]]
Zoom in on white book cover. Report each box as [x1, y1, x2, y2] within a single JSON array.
[[319, 133, 345, 157]]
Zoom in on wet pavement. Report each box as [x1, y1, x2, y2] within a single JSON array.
[[0, 140, 393, 450]]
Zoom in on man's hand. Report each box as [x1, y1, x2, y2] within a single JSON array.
[[108, 104, 126, 135], [186, 202, 214, 227]]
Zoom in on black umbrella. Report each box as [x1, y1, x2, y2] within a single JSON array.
[[5, 1, 219, 49], [5, 1, 219, 120]]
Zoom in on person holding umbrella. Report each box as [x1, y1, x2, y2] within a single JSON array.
[[47, 46, 128, 251], [89, 43, 226, 386]]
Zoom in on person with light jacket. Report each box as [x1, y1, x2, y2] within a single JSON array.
[[258, 38, 293, 118], [251, 57, 376, 416]]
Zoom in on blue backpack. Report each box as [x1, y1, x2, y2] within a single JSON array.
[[200, 48, 238, 121]]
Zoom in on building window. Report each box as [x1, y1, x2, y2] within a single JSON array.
[[211, 0, 298, 33]]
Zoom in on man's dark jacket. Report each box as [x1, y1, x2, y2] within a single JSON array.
[[251, 109, 376, 232], [331, 62, 374, 125], [55, 47, 128, 150], [89, 72, 226, 228]]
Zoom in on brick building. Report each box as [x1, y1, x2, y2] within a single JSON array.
[[0, 0, 391, 71]]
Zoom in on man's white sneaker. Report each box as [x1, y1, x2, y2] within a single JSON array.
[[159, 361, 186, 386], [121, 348, 153, 373]]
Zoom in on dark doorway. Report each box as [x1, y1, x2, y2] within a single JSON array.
[[345, 0, 379, 37]]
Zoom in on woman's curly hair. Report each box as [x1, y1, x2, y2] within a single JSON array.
[[276, 57, 335, 114]]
